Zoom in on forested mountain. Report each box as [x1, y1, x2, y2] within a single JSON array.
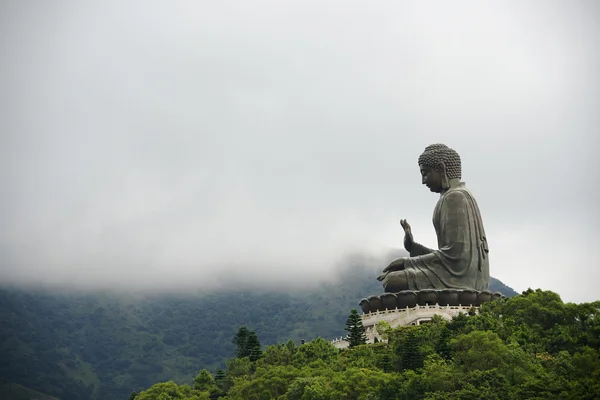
[[134, 289, 600, 399], [0, 261, 517, 400], [0, 379, 59, 400]]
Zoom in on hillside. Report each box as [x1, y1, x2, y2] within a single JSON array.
[[133, 288, 600, 399], [0, 261, 517, 400], [0, 380, 59, 400]]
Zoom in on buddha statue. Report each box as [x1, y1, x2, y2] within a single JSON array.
[[377, 144, 490, 292]]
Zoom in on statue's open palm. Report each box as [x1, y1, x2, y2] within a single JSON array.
[[401, 219, 413, 253]]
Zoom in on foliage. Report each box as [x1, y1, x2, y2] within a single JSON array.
[[398, 328, 423, 372], [232, 326, 262, 361], [133, 288, 600, 400], [133, 381, 210, 400], [0, 380, 58, 400], [345, 309, 367, 348], [0, 269, 517, 400], [193, 370, 216, 392], [375, 320, 392, 341]]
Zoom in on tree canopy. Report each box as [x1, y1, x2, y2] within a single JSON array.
[[132, 289, 600, 399], [345, 309, 367, 348]]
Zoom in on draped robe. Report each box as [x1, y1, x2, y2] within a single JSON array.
[[386, 182, 490, 291]]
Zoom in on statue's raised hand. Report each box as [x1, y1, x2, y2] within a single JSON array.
[[401, 219, 414, 252]]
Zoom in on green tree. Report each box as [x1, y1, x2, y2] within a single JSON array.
[[284, 376, 331, 400], [345, 309, 367, 348], [247, 331, 262, 362], [134, 381, 206, 400], [224, 357, 252, 391], [399, 328, 423, 372], [420, 353, 458, 394], [214, 369, 226, 389], [232, 326, 252, 358], [381, 354, 393, 373], [435, 325, 452, 360], [225, 365, 301, 400], [292, 338, 338, 367], [328, 367, 393, 399], [343, 344, 378, 369], [451, 330, 509, 372], [376, 320, 392, 342], [193, 369, 216, 392], [256, 342, 295, 368], [232, 326, 262, 361]]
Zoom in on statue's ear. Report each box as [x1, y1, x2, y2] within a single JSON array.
[[439, 162, 447, 174], [440, 162, 450, 190]]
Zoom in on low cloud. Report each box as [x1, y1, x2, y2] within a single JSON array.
[[1, 1, 598, 303]]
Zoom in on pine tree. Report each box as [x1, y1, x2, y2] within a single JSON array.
[[435, 326, 452, 360], [247, 331, 262, 362], [214, 369, 226, 389], [232, 326, 251, 358], [399, 329, 423, 371], [232, 326, 262, 361], [345, 309, 367, 348], [381, 354, 393, 373], [193, 369, 216, 391]]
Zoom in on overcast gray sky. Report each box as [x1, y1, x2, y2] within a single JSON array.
[[1, 1, 599, 303]]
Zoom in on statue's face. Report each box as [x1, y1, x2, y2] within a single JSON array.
[[419, 164, 443, 193]]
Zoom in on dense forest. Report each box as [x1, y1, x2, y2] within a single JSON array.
[[0, 260, 516, 400], [133, 289, 600, 399]]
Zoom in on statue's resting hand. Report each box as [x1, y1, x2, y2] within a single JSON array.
[[377, 257, 407, 281], [401, 219, 414, 253], [383, 257, 406, 273]]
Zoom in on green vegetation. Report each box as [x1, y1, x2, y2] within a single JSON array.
[[232, 326, 262, 362], [133, 289, 600, 399], [0, 380, 59, 400], [345, 309, 367, 348], [0, 260, 516, 400]]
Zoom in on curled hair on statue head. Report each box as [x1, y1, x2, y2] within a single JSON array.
[[418, 144, 462, 180]]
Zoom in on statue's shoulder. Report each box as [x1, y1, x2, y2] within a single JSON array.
[[444, 184, 476, 203], [445, 184, 468, 197], [446, 184, 483, 215]]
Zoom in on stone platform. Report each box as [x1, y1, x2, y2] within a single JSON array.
[[359, 289, 504, 314], [331, 289, 505, 349], [332, 303, 479, 349], [362, 303, 476, 342]]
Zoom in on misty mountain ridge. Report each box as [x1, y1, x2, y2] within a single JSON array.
[[0, 258, 517, 400], [0, 248, 510, 295]]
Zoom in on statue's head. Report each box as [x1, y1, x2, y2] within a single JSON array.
[[417, 144, 462, 193]]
